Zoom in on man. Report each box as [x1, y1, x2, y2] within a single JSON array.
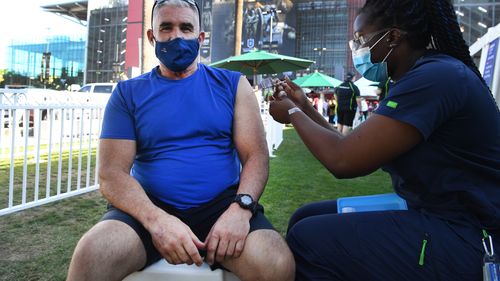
[[334, 72, 361, 134], [66, 0, 294, 280]]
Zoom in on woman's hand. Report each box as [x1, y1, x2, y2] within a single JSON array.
[[273, 77, 309, 110]]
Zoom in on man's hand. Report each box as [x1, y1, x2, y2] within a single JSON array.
[[204, 203, 252, 265], [146, 213, 205, 266]]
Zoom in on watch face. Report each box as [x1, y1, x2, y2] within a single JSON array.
[[241, 195, 253, 205]]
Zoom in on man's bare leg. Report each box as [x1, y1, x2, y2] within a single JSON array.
[[222, 229, 295, 281], [66, 220, 147, 281], [342, 125, 352, 135], [338, 124, 344, 133]]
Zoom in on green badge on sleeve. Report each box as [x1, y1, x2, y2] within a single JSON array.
[[386, 100, 398, 109]]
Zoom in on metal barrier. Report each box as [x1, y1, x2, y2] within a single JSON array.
[[0, 89, 106, 216], [0, 89, 284, 216], [262, 112, 284, 158]]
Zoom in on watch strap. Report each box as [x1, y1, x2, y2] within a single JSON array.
[[233, 194, 257, 214]]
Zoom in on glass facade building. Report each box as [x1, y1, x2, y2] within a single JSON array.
[[205, 0, 363, 80], [86, 0, 128, 83], [290, 0, 500, 79], [294, 0, 363, 79], [454, 0, 500, 46], [9, 0, 497, 87], [6, 35, 86, 85]]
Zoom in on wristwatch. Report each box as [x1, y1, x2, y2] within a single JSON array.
[[232, 194, 257, 214]]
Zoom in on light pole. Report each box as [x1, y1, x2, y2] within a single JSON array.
[[234, 0, 243, 56], [262, 8, 281, 51], [43, 27, 51, 88], [313, 47, 327, 72]]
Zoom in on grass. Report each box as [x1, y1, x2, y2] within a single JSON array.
[[0, 148, 97, 208], [261, 127, 393, 233], [0, 193, 107, 281], [0, 128, 392, 280]]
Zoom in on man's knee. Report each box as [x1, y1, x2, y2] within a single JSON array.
[[231, 230, 295, 281], [261, 231, 295, 275], [268, 239, 295, 281], [68, 220, 146, 280], [72, 222, 111, 264]]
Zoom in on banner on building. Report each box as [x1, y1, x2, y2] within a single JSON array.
[[199, 0, 212, 63], [241, 0, 296, 56], [483, 38, 499, 88], [210, 0, 296, 63], [210, 0, 235, 62]]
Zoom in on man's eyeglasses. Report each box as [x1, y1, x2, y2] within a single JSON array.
[[349, 28, 391, 51], [152, 0, 201, 29]]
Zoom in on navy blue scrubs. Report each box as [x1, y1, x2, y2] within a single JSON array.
[[287, 52, 500, 281]]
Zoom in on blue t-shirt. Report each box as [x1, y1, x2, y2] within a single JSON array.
[[376, 52, 500, 233], [100, 64, 242, 209]]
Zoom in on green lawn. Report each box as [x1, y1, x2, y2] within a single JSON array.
[[0, 128, 392, 280], [261, 128, 393, 233], [0, 148, 97, 208]]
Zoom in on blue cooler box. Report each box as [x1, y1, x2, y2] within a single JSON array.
[[337, 193, 408, 213]]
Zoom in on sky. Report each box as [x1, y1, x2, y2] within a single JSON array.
[[0, 0, 87, 69]]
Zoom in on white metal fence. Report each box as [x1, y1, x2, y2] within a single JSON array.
[[261, 108, 284, 157], [0, 89, 106, 216], [0, 89, 283, 216]]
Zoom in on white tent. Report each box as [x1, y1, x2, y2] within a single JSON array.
[[354, 77, 378, 98]]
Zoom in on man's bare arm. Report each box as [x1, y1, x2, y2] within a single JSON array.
[[205, 76, 269, 264], [233, 77, 269, 201]]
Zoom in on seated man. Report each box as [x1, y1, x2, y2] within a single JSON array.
[[65, 0, 294, 280]]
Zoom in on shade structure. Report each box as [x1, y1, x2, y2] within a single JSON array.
[[354, 77, 379, 98], [209, 49, 314, 80], [292, 71, 342, 88], [354, 76, 378, 88]]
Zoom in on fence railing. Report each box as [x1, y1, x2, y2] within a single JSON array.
[[0, 89, 106, 216], [262, 110, 284, 157], [0, 89, 284, 216]]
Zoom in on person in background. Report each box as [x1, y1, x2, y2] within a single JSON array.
[[359, 98, 369, 120], [327, 97, 337, 126], [334, 72, 361, 134], [376, 77, 391, 101], [367, 99, 375, 117], [311, 92, 319, 111], [269, 0, 500, 280], [322, 97, 329, 118], [66, 0, 295, 280]]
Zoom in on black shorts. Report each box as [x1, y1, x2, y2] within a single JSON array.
[[100, 185, 274, 269], [337, 110, 356, 127]]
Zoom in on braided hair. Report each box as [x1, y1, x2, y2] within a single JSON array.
[[360, 0, 487, 86]]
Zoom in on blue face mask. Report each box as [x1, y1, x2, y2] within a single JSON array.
[[351, 31, 393, 83], [155, 37, 200, 72]]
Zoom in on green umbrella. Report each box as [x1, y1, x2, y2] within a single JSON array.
[[292, 71, 342, 88], [209, 49, 314, 84]]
